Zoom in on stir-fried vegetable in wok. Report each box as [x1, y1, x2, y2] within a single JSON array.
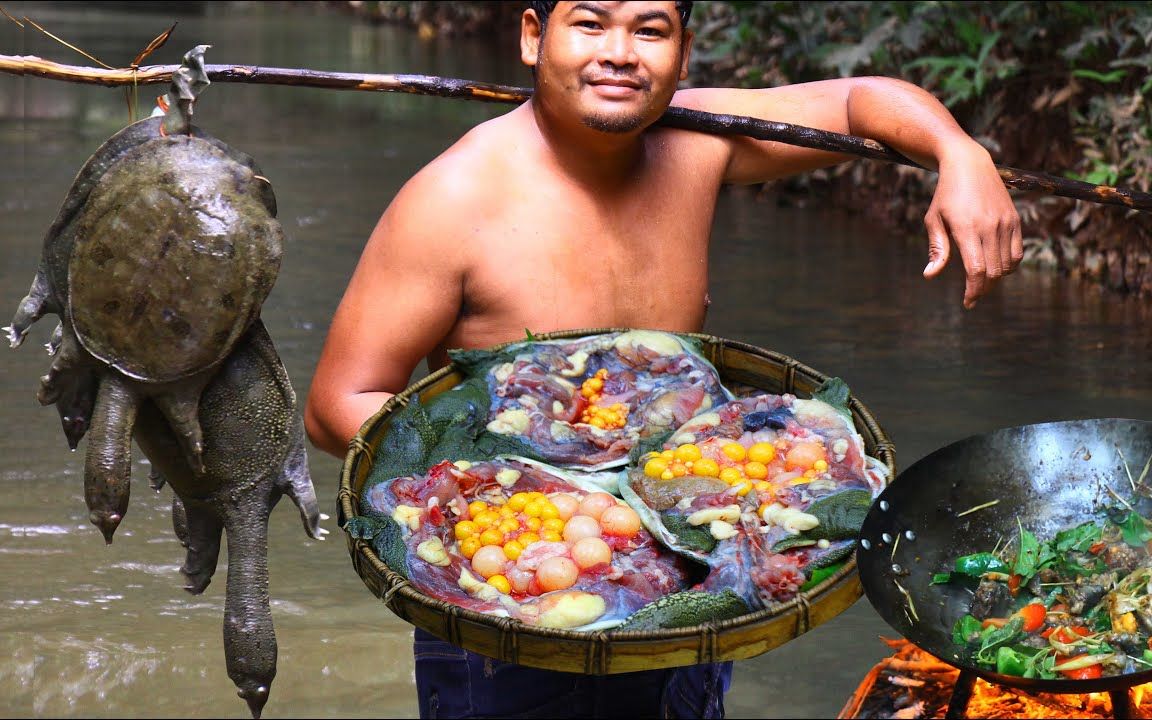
[[940, 501, 1152, 680]]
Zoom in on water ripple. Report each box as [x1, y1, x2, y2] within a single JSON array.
[[0, 523, 72, 536]]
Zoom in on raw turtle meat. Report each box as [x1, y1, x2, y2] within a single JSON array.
[[620, 387, 889, 609], [460, 330, 733, 470], [358, 456, 697, 630]]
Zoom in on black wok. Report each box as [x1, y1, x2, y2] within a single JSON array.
[[858, 418, 1152, 696]]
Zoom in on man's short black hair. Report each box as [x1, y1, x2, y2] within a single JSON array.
[[527, 1, 694, 32]]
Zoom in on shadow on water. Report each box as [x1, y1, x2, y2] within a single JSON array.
[[1, 3, 1150, 718]]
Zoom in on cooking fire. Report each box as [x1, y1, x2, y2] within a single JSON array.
[[839, 639, 1152, 719]]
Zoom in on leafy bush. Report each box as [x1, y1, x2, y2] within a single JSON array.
[[688, 1, 1152, 296]]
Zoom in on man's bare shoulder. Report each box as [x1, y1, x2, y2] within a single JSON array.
[[396, 107, 529, 216]]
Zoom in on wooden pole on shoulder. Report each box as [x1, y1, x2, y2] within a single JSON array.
[[5, 54, 1151, 212]]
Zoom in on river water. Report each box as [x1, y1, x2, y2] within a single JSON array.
[[1, 3, 1150, 718]]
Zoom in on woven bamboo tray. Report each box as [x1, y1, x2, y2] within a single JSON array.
[[338, 328, 897, 674]]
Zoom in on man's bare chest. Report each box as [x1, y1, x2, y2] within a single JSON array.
[[460, 219, 712, 332]]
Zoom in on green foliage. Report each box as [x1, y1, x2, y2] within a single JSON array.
[[689, 1, 1152, 294]]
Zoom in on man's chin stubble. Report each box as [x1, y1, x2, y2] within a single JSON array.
[[581, 112, 649, 133]]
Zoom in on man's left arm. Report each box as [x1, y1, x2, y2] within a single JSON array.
[[673, 78, 1022, 309]]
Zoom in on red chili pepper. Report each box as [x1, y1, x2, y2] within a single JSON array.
[[1089, 540, 1107, 554], [982, 617, 1009, 629], [1055, 657, 1104, 680], [1042, 625, 1092, 642], [1015, 603, 1047, 633], [1007, 573, 1022, 596]]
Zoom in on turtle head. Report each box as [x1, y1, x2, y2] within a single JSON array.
[[161, 44, 212, 136]]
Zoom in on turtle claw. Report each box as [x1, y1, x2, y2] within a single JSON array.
[[4, 325, 22, 349], [276, 440, 323, 539], [8, 272, 51, 348]]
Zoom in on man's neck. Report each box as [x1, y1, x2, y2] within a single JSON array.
[[528, 99, 647, 188]]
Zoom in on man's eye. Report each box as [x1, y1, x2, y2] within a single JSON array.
[[576, 20, 601, 30], [636, 27, 667, 38]]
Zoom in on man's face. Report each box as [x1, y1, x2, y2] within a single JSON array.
[[522, 1, 693, 134]]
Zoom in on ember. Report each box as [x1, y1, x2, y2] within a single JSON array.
[[839, 639, 1152, 719]]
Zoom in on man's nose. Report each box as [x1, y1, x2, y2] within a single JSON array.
[[597, 28, 638, 68]]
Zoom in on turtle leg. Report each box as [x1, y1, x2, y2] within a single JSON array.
[[36, 331, 98, 450], [84, 370, 139, 543], [245, 323, 323, 541], [179, 499, 224, 595], [36, 328, 86, 406], [221, 500, 276, 719], [151, 377, 210, 475], [53, 370, 98, 451], [272, 427, 325, 540], [5, 269, 52, 348]]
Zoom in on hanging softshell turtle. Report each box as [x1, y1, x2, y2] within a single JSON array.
[[7, 46, 324, 718], [7, 45, 282, 542], [135, 318, 323, 718]]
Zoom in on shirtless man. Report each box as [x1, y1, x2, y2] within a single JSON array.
[[305, 2, 1022, 717]]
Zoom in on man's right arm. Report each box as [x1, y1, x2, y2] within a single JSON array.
[[304, 166, 468, 458]]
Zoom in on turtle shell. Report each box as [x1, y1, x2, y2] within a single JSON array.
[[38, 117, 175, 309], [67, 134, 283, 382]]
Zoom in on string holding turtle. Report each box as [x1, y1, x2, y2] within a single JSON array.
[[7, 45, 283, 542], [7, 45, 325, 718]]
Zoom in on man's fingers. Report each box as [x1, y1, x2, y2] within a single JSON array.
[[1009, 216, 1024, 272], [923, 214, 951, 278], [984, 229, 1006, 281], [996, 220, 1013, 278], [957, 226, 988, 309], [964, 269, 989, 309]]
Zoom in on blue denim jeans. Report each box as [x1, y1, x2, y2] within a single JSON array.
[[414, 628, 733, 719]]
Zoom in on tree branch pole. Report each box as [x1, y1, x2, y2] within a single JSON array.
[[7, 54, 1152, 212]]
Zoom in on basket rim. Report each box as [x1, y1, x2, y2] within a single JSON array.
[[337, 327, 897, 646]]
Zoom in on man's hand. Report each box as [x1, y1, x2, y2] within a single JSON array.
[[922, 141, 1023, 309]]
